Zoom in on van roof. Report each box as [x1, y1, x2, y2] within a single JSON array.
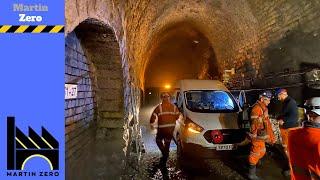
[[177, 79, 229, 91]]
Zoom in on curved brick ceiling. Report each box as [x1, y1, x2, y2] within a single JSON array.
[[131, 0, 259, 89], [66, 0, 320, 91], [65, 0, 258, 89], [144, 22, 221, 88]]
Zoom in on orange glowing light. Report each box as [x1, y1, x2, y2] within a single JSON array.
[[164, 84, 171, 89]]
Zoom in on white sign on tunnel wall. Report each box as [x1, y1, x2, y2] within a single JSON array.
[[65, 84, 78, 99]]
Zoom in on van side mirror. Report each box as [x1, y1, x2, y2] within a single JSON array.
[[238, 90, 247, 109], [238, 104, 251, 130]]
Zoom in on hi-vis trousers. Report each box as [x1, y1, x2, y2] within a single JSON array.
[[249, 140, 266, 165]]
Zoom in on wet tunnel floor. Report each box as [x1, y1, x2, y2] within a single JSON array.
[[137, 149, 290, 180], [67, 128, 125, 180], [68, 105, 291, 180], [138, 105, 291, 180]]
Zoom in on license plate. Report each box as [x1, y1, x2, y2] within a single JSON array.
[[216, 144, 235, 151]]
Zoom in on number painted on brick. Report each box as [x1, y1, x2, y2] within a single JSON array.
[[65, 84, 78, 99]]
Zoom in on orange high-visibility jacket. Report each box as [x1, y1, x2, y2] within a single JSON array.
[[288, 126, 320, 180], [150, 102, 181, 136], [250, 101, 276, 143]]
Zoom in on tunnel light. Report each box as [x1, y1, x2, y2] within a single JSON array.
[[193, 40, 199, 44], [164, 84, 171, 89], [148, 92, 152, 95]]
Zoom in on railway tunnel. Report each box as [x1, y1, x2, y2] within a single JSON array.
[[143, 22, 221, 105], [65, 0, 320, 179]]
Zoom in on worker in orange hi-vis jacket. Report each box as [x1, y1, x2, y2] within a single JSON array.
[[150, 92, 182, 167], [247, 91, 275, 180], [288, 97, 320, 180]]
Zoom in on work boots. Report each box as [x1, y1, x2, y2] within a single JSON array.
[[159, 156, 168, 167], [248, 165, 260, 180], [282, 169, 291, 178], [159, 152, 169, 167]]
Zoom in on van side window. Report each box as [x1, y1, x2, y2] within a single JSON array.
[[177, 92, 184, 113]]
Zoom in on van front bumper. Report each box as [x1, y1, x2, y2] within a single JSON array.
[[181, 141, 249, 159]]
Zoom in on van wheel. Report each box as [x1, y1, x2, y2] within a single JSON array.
[[177, 137, 185, 168]]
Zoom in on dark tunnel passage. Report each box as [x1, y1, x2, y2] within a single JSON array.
[[144, 23, 221, 89]]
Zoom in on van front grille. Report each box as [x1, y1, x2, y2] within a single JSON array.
[[203, 129, 246, 144]]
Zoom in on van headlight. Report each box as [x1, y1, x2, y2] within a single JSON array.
[[186, 117, 204, 134]]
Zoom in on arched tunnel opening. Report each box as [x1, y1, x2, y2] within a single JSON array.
[[144, 22, 221, 105], [65, 19, 125, 179], [137, 20, 320, 179], [139, 22, 230, 175]]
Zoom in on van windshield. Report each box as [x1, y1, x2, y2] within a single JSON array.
[[184, 90, 239, 113]]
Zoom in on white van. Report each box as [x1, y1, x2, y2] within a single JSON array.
[[173, 79, 247, 160]]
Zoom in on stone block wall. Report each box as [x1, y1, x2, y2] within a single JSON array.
[[226, 0, 320, 102], [65, 32, 96, 166], [74, 21, 125, 137]]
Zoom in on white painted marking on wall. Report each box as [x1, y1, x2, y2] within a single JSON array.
[[65, 84, 77, 99]]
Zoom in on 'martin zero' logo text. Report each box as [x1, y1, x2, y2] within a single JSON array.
[[6, 117, 59, 177]]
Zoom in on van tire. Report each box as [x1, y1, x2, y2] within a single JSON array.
[[177, 137, 185, 168]]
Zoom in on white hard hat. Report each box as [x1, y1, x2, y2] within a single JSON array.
[[305, 97, 320, 115], [259, 90, 273, 99]]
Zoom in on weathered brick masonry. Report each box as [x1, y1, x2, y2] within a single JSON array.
[[65, 19, 129, 176], [227, 0, 320, 102], [75, 20, 124, 133], [65, 31, 96, 165]]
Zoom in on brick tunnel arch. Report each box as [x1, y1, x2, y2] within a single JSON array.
[[65, 18, 125, 178], [74, 19, 124, 132], [144, 22, 222, 90]]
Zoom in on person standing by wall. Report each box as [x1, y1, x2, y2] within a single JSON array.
[[288, 97, 320, 180]]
